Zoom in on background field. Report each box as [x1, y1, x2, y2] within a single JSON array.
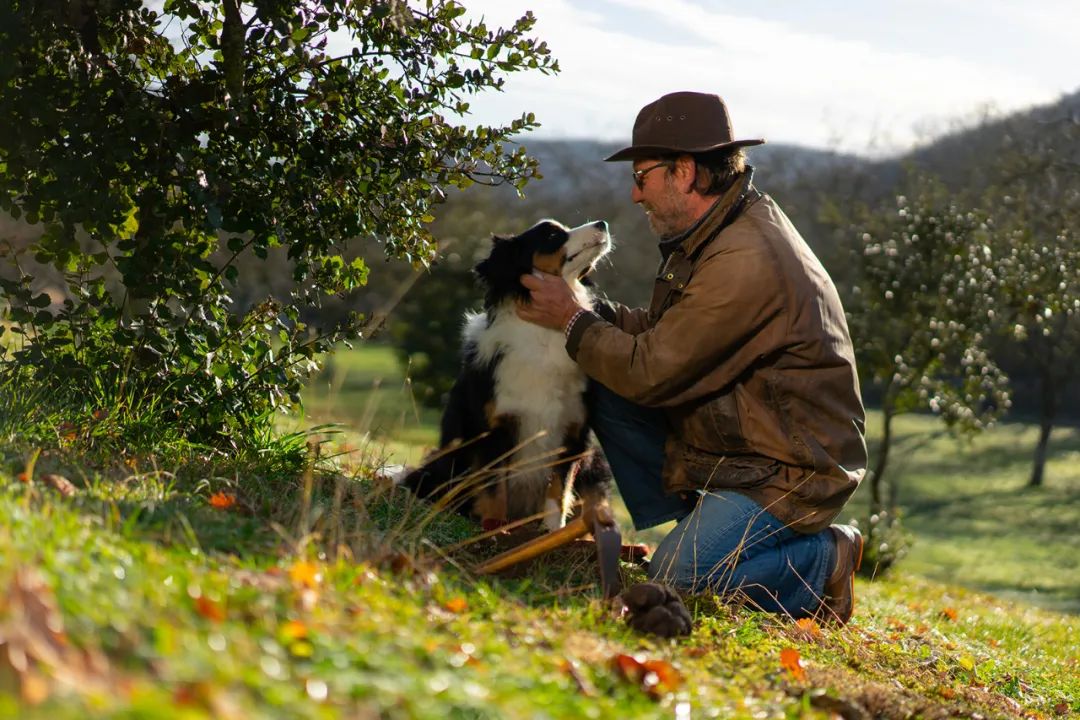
[[298, 343, 1080, 613]]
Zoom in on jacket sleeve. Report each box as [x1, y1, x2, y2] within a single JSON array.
[[569, 240, 787, 407], [592, 298, 651, 335]]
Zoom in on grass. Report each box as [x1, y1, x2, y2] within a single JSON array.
[[1, 342, 1078, 718]]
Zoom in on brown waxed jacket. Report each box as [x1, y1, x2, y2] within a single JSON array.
[[566, 170, 867, 533]]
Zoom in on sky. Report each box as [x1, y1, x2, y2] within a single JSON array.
[[452, 0, 1080, 157]]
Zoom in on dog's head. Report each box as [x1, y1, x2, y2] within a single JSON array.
[[474, 219, 612, 306]]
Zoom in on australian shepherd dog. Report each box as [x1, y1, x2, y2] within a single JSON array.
[[397, 219, 613, 532]]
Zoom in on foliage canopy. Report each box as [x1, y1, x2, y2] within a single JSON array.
[[0, 0, 556, 447]]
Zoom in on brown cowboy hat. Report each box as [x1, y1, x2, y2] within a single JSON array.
[[605, 91, 765, 162]]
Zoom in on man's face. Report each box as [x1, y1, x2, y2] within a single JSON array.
[[631, 158, 688, 239]]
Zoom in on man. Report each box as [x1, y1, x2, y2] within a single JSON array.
[[517, 91, 868, 623]]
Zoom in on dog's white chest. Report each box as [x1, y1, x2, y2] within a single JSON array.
[[465, 308, 589, 453]]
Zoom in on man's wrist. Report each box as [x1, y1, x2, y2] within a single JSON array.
[[563, 308, 588, 339]]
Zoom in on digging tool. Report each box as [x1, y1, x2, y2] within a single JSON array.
[[474, 500, 624, 599]]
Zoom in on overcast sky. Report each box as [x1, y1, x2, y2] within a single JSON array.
[[453, 0, 1080, 157]]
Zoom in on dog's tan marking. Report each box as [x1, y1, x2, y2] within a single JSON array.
[[472, 476, 508, 526], [532, 247, 567, 275], [484, 400, 499, 427]]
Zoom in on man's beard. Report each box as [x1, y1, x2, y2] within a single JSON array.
[[644, 205, 684, 239]]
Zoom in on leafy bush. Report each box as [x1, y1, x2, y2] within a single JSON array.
[[0, 0, 556, 449]]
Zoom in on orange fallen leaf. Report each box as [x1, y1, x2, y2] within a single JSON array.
[[443, 597, 468, 614], [289, 560, 322, 589], [209, 492, 237, 510], [780, 647, 807, 682], [610, 653, 682, 699], [194, 596, 225, 623], [940, 607, 958, 622], [280, 620, 308, 641], [793, 617, 823, 641]]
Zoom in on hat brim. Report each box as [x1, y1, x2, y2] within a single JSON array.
[[604, 138, 766, 162]]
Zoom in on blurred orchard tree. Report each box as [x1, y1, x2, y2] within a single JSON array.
[[0, 0, 556, 447], [988, 112, 1080, 487], [843, 178, 1011, 570]]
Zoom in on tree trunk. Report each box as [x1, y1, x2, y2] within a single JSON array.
[[869, 405, 894, 518], [1029, 366, 1058, 488]]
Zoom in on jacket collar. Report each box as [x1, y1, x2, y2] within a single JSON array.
[[660, 166, 755, 259]]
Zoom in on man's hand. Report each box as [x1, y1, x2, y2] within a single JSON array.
[[517, 272, 584, 331]]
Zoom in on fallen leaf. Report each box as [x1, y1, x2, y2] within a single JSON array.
[[0, 566, 112, 700], [279, 620, 308, 641], [940, 607, 958, 622], [793, 618, 823, 641], [41, 474, 77, 497], [780, 648, 807, 682], [610, 653, 683, 699], [209, 492, 237, 510], [940, 687, 956, 700], [1054, 702, 1070, 716], [443, 597, 468, 614], [194, 596, 225, 623], [288, 560, 322, 589]]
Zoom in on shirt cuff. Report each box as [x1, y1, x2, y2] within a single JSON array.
[[565, 310, 604, 360], [563, 308, 588, 340]]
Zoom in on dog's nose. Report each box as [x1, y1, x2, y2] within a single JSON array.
[[592, 220, 609, 232]]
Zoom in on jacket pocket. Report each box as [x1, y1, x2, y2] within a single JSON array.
[[680, 392, 750, 455], [680, 450, 779, 492]]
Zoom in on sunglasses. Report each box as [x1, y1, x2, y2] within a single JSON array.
[[632, 161, 672, 190]]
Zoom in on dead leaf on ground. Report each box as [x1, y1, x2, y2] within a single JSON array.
[[940, 607, 958, 622], [780, 647, 808, 682], [792, 617, 823, 642], [194, 596, 225, 623], [443, 597, 468, 614], [41, 474, 77, 497], [0, 566, 113, 703], [209, 492, 237, 510], [288, 560, 322, 590], [610, 653, 683, 699]]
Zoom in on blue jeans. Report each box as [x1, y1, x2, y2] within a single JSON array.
[[587, 381, 835, 617]]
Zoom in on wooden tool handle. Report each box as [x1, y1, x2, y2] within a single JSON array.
[[474, 516, 590, 575]]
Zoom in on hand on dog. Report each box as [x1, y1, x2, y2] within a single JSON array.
[[620, 582, 693, 638], [517, 272, 584, 331]]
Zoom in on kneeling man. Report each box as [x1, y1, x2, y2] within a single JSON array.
[[518, 91, 868, 624]]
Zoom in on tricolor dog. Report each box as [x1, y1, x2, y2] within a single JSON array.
[[398, 219, 613, 531]]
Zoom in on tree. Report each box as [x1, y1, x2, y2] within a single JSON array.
[[986, 111, 1080, 487], [0, 0, 557, 447], [843, 177, 1011, 568]]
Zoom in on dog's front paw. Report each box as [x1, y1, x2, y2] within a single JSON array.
[[373, 464, 410, 489], [620, 582, 693, 638]]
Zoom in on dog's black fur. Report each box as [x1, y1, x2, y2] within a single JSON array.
[[398, 219, 613, 530]]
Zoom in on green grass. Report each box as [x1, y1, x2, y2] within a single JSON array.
[[1, 342, 1078, 718]]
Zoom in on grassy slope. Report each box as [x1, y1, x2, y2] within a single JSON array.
[[1, 344, 1077, 718], [299, 344, 1080, 613]]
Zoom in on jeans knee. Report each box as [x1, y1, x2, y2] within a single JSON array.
[[647, 537, 696, 591]]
